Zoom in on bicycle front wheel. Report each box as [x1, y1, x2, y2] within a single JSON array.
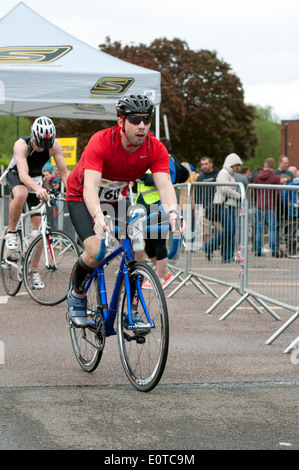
[[23, 229, 80, 305], [68, 267, 105, 372], [117, 261, 169, 392], [0, 230, 23, 296]]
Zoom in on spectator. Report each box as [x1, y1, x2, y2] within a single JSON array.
[[42, 169, 60, 227], [253, 158, 282, 257], [281, 173, 299, 255], [275, 156, 294, 246], [42, 169, 54, 190], [160, 138, 189, 184], [274, 155, 293, 184], [133, 156, 176, 288], [52, 166, 62, 192], [195, 156, 220, 243], [196, 156, 219, 192], [288, 166, 298, 179], [248, 165, 263, 183], [240, 166, 251, 180], [202, 153, 242, 263], [235, 166, 250, 189], [235, 167, 250, 189]]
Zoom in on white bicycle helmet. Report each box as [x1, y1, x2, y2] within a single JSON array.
[[31, 116, 56, 149]]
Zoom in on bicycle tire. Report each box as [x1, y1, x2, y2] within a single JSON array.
[[0, 230, 23, 296], [23, 229, 80, 305], [117, 261, 169, 392], [68, 266, 105, 372]]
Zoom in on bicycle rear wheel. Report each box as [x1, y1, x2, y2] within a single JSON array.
[[0, 230, 23, 296], [68, 268, 105, 372], [117, 261, 169, 392], [23, 229, 80, 305]]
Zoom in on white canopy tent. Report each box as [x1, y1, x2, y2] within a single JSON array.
[[0, 2, 161, 133]]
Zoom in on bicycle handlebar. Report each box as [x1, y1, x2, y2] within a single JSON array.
[[30, 190, 66, 211], [95, 213, 181, 261]]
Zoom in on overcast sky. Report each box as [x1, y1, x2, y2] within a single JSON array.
[[1, 0, 299, 121]]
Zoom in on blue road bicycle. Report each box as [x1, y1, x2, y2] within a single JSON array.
[[68, 207, 180, 392]]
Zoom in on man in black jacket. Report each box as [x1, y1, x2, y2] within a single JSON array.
[[196, 156, 219, 199], [195, 156, 220, 244]]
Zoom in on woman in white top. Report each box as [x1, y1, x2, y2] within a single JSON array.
[[203, 153, 242, 263]]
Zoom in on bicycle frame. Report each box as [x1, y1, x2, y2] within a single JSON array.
[[86, 237, 154, 337], [19, 202, 58, 269], [7, 194, 66, 273], [83, 208, 181, 337]]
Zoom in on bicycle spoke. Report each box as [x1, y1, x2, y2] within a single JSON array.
[[68, 272, 104, 372], [0, 231, 23, 296], [117, 262, 169, 392], [24, 230, 79, 305]]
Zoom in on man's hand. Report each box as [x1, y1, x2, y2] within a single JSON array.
[[93, 212, 110, 240], [35, 186, 50, 201], [168, 210, 185, 234]]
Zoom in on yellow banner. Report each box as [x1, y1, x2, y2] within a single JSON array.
[[51, 138, 77, 166]]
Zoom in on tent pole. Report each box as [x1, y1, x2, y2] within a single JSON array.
[[163, 114, 170, 140], [155, 105, 160, 139]]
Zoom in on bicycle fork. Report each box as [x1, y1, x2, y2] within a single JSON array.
[[123, 265, 154, 332], [40, 230, 57, 270]]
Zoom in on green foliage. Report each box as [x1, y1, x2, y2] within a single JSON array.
[[245, 106, 280, 171], [0, 116, 31, 167], [99, 37, 258, 169]]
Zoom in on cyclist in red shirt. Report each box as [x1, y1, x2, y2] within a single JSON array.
[[66, 94, 180, 327]]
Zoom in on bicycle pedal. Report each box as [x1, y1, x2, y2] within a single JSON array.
[[133, 322, 152, 335]]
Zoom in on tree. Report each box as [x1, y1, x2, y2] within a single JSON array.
[[99, 37, 258, 168], [0, 116, 31, 166], [245, 105, 280, 170]]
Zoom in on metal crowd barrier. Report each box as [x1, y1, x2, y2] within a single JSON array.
[[245, 184, 299, 353], [1, 167, 298, 354], [166, 181, 299, 353]]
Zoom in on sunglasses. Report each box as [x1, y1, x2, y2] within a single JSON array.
[[126, 115, 152, 125]]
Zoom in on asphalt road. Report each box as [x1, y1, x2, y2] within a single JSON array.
[[0, 265, 298, 451]]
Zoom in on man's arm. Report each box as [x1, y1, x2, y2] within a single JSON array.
[[83, 169, 109, 239], [14, 139, 49, 200], [153, 172, 178, 212], [153, 172, 181, 231], [51, 140, 70, 188]]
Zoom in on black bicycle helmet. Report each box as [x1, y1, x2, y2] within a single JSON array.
[[116, 94, 154, 116], [31, 116, 56, 149]]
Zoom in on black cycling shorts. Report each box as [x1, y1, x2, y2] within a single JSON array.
[[6, 170, 40, 210], [145, 238, 167, 260], [67, 199, 130, 243]]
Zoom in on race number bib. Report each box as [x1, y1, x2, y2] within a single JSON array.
[[27, 176, 43, 193], [98, 179, 127, 202]]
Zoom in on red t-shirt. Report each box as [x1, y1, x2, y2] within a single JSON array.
[[66, 126, 170, 203]]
